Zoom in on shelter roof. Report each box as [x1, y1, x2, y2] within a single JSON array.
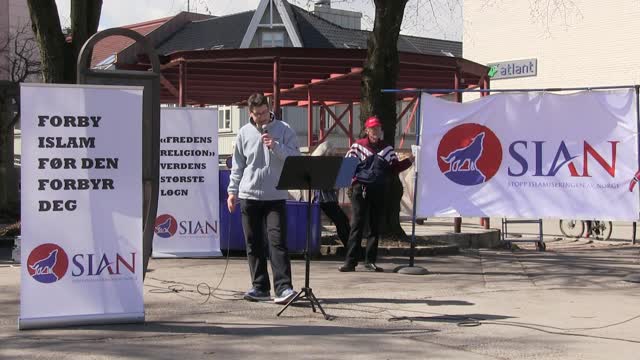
[[154, 5, 461, 57], [126, 47, 487, 105]]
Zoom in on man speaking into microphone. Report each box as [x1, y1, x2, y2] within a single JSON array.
[[227, 92, 300, 304]]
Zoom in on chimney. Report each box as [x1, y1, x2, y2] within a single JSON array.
[[312, 1, 362, 30]]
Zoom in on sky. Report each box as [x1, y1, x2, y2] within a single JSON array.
[[53, 0, 462, 40]]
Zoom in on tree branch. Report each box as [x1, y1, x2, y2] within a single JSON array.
[[0, 22, 41, 83]]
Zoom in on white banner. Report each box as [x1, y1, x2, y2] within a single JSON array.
[[20, 84, 144, 329], [417, 90, 639, 221], [152, 108, 221, 258]]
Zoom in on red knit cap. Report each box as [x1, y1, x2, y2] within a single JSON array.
[[365, 116, 382, 128]]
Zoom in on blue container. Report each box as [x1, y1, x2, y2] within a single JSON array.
[[284, 200, 321, 255], [219, 169, 245, 251], [219, 170, 321, 254]]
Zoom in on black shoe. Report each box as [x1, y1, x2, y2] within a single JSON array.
[[363, 263, 384, 272], [339, 264, 356, 272]]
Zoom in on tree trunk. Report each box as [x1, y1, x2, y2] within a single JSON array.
[[0, 84, 19, 221], [27, 0, 102, 84], [70, 0, 102, 73], [27, 0, 70, 83], [360, 0, 409, 238]]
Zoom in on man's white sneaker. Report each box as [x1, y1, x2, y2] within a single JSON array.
[[274, 288, 297, 304]]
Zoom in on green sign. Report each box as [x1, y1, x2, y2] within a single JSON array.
[[488, 65, 498, 78]]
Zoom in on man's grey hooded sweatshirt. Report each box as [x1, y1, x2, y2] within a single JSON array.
[[228, 115, 300, 200]]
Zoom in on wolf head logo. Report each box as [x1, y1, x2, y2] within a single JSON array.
[[27, 244, 69, 283], [154, 214, 177, 238], [437, 124, 502, 186]]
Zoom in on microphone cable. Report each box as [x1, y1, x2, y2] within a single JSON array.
[[196, 204, 235, 303], [146, 198, 238, 304]]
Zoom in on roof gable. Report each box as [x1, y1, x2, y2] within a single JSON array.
[[240, 0, 302, 48], [91, 17, 171, 67]]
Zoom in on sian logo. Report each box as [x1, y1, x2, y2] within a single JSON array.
[[27, 243, 136, 282], [438, 123, 503, 186], [154, 213, 218, 238], [27, 243, 69, 284]]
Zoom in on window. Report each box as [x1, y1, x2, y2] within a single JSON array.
[[262, 31, 284, 47], [322, 107, 335, 130], [94, 54, 116, 70], [219, 108, 231, 130]]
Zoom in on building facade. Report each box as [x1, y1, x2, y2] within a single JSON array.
[[0, 0, 32, 81], [1, 0, 37, 167], [464, 1, 640, 91]]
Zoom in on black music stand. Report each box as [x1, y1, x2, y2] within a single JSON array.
[[276, 156, 358, 319]]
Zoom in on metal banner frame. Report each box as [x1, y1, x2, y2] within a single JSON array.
[[77, 28, 161, 279]]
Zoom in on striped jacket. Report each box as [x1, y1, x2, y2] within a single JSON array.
[[346, 137, 412, 184]]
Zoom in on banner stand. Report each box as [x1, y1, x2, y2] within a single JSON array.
[[393, 93, 428, 275], [19, 84, 145, 330], [20, 313, 144, 331], [151, 108, 221, 258], [384, 84, 640, 279]]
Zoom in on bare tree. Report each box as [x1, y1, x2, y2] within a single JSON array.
[[0, 84, 19, 221], [0, 23, 41, 83], [0, 23, 41, 220]]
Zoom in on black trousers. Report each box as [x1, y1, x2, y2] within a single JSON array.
[[240, 199, 292, 294], [319, 201, 350, 247], [344, 183, 382, 266]]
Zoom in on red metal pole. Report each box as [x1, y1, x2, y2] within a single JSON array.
[[273, 57, 281, 118], [399, 95, 419, 149], [178, 61, 186, 106], [453, 70, 462, 233], [319, 103, 326, 142], [348, 103, 354, 145], [307, 88, 312, 149], [322, 103, 350, 138]]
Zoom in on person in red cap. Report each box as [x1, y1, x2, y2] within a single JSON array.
[[339, 115, 414, 272]]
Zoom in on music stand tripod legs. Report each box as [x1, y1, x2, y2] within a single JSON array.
[[277, 187, 330, 320]]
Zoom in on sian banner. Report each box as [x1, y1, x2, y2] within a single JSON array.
[[20, 84, 144, 329], [152, 108, 221, 258], [417, 90, 640, 221]]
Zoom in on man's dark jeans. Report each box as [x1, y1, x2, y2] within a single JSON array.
[[240, 199, 293, 294], [344, 184, 382, 266], [319, 201, 350, 247]]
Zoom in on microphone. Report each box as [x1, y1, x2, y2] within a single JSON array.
[[261, 124, 271, 155]]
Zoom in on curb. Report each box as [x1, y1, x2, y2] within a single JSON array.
[[438, 230, 502, 249]]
